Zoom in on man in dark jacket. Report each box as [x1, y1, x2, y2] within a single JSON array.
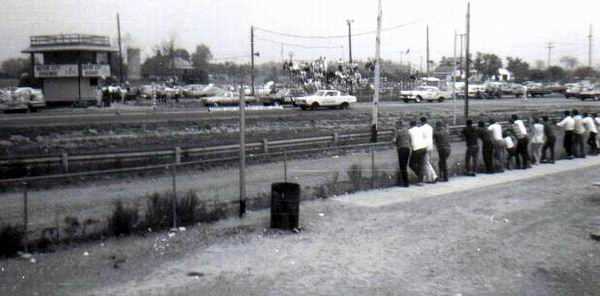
[[395, 121, 411, 187], [478, 121, 495, 174], [433, 121, 451, 182], [462, 120, 479, 176], [541, 116, 556, 163]]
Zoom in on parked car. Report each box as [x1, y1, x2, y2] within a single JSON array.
[[0, 87, 46, 112], [182, 84, 206, 98], [293, 90, 357, 110], [399, 86, 449, 103], [525, 82, 552, 97], [564, 83, 583, 99]]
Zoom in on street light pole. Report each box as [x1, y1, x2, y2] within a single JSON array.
[[371, 0, 382, 143], [116, 13, 124, 84]]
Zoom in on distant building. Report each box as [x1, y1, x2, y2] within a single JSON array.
[[127, 48, 141, 81], [22, 34, 117, 105]]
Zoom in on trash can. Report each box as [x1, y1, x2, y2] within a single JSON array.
[[271, 182, 300, 230]]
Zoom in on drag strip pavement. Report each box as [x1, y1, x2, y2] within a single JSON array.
[[334, 156, 600, 208]]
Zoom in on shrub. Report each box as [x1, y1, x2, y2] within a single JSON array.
[[108, 201, 139, 236], [347, 164, 364, 192], [177, 190, 199, 226], [0, 224, 24, 257], [145, 192, 172, 229], [64, 216, 81, 241]]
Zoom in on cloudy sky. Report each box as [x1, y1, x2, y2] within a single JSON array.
[[1, 0, 597, 68]]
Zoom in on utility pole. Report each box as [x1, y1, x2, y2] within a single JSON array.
[[426, 25, 430, 76], [250, 26, 255, 96], [452, 30, 457, 125], [589, 25, 593, 68], [371, 0, 382, 143], [459, 34, 465, 77], [546, 42, 554, 68], [116, 13, 124, 84], [347, 19, 354, 94], [464, 2, 471, 121]]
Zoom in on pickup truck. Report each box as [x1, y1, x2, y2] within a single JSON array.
[[399, 86, 449, 103], [293, 90, 357, 110]]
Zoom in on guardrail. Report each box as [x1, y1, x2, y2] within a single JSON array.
[[0, 123, 480, 182]]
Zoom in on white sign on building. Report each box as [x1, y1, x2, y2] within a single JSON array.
[[82, 64, 111, 77], [34, 64, 79, 78]]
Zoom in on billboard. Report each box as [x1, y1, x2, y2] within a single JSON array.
[[82, 64, 111, 77], [34, 64, 78, 78]]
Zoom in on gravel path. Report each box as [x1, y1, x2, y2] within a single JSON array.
[[1, 154, 598, 296]]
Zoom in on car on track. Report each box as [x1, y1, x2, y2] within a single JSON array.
[[577, 85, 600, 101], [293, 90, 357, 110], [399, 86, 449, 103], [203, 91, 258, 107], [0, 87, 46, 113], [261, 88, 307, 106]]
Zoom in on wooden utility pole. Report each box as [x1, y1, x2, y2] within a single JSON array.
[[547, 42, 554, 68], [347, 19, 354, 94], [464, 2, 471, 121], [116, 13, 124, 84], [589, 25, 593, 68], [250, 26, 255, 97], [426, 25, 430, 75], [371, 0, 382, 143]]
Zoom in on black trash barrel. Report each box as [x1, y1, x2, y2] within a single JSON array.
[[271, 182, 300, 230]]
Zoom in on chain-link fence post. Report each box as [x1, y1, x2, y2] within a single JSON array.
[[22, 182, 29, 253], [171, 165, 177, 229], [371, 147, 376, 189], [283, 151, 288, 183]]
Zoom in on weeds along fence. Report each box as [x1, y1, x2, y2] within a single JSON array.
[[0, 119, 533, 256], [0, 136, 422, 257]]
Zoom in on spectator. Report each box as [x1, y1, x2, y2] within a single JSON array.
[[530, 118, 545, 165], [557, 110, 575, 159], [488, 119, 504, 172], [478, 121, 495, 174], [583, 113, 598, 155], [510, 114, 530, 169], [395, 121, 411, 187], [462, 120, 479, 176], [408, 121, 427, 186], [541, 116, 556, 163], [420, 117, 438, 183], [572, 109, 586, 158], [504, 131, 518, 170], [433, 121, 451, 182]]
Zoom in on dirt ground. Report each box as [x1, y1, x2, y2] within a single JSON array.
[[1, 155, 599, 296]]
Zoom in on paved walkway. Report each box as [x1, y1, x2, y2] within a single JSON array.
[[335, 156, 600, 208]]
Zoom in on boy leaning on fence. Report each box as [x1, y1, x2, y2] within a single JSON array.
[[394, 121, 411, 188]]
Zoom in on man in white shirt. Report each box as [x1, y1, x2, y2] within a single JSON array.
[[583, 112, 598, 155], [572, 109, 586, 158], [557, 110, 575, 159], [408, 121, 427, 186], [420, 117, 438, 183], [510, 114, 530, 169], [488, 119, 504, 172]]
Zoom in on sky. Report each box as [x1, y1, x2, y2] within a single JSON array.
[[1, 0, 598, 68]]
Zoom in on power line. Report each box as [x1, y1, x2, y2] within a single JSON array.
[[254, 19, 421, 40], [255, 37, 343, 49]]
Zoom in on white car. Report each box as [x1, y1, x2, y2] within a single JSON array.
[[203, 91, 258, 106], [399, 86, 449, 103], [0, 87, 46, 112], [293, 90, 357, 110]]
